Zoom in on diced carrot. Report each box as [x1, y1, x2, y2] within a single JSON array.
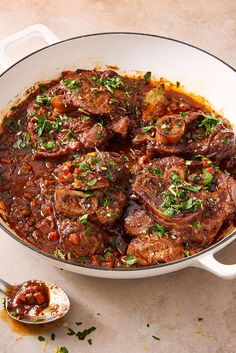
[[74, 167, 82, 175], [16, 292, 26, 304], [68, 233, 79, 245], [48, 231, 59, 241], [63, 164, 71, 175], [42, 206, 53, 217], [33, 292, 47, 305], [91, 255, 100, 266]]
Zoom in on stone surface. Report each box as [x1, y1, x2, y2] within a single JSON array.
[[0, 1, 235, 352]]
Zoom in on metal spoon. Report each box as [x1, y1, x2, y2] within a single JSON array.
[[0, 278, 70, 324]]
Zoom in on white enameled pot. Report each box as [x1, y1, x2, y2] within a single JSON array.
[[0, 24, 235, 279]]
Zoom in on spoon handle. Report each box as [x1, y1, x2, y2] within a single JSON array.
[[0, 279, 12, 295]]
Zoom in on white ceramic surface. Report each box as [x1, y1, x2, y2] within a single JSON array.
[[0, 25, 235, 279]]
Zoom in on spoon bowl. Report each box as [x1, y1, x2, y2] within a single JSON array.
[[0, 279, 70, 324]]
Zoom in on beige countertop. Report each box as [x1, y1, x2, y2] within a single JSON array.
[[0, 1, 235, 353]]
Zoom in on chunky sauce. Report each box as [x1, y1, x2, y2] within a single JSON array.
[[0, 69, 235, 268]]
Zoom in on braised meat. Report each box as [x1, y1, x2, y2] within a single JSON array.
[[0, 68, 235, 269], [133, 111, 235, 162]]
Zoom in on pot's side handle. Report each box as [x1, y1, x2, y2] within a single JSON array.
[[194, 253, 236, 280], [0, 24, 59, 70]]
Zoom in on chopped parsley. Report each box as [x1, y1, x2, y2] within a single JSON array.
[[203, 169, 213, 185], [198, 112, 220, 136], [122, 254, 138, 266], [109, 98, 118, 104], [76, 326, 96, 341], [192, 221, 202, 229], [152, 335, 160, 341], [222, 137, 229, 144], [63, 78, 81, 90], [38, 83, 46, 93], [176, 81, 180, 88], [150, 223, 167, 238], [91, 75, 124, 93], [180, 112, 187, 118], [35, 95, 51, 107], [50, 332, 56, 340], [151, 167, 163, 177], [142, 125, 155, 133], [13, 139, 26, 149], [87, 178, 98, 187], [144, 71, 152, 81], [77, 255, 88, 262], [55, 347, 69, 353], [38, 336, 45, 341], [87, 338, 93, 345], [42, 140, 55, 150], [79, 214, 89, 224], [35, 115, 52, 136]]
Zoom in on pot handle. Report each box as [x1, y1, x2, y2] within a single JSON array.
[[0, 24, 59, 70], [195, 253, 236, 280]]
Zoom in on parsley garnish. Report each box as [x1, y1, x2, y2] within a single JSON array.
[[150, 223, 167, 238], [203, 169, 213, 185], [55, 347, 69, 353], [152, 335, 160, 341], [91, 75, 124, 93], [109, 98, 118, 104], [192, 221, 202, 229], [87, 178, 98, 187], [180, 112, 187, 118], [38, 336, 45, 341], [122, 254, 138, 266], [151, 167, 163, 177], [142, 125, 155, 133], [50, 332, 56, 340], [35, 115, 52, 136], [79, 214, 89, 224], [35, 95, 51, 107], [144, 71, 152, 81], [198, 112, 220, 136], [63, 78, 81, 90]]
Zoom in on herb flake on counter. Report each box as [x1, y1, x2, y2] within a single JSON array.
[[87, 338, 93, 345], [55, 347, 69, 353], [38, 335, 45, 341], [198, 317, 204, 321], [152, 335, 160, 341], [50, 332, 56, 340], [76, 326, 96, 340]]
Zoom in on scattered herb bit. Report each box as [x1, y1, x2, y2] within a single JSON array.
[[109, 98, 118, 104], [122, 254, 138, 266], [55, 347, 69, 353], [171, 172, 182, 183], [97, 255, 105, 261], [79, 214, 89, 224], [39, 83, 46, 93], [193, 221, 202, 229], [35, 115, 52, 136], [87, 338, 93, 345], [150, 223, 167, 238], [9, 311, 17, 317], [2, 297, 6, 309], [78, 108, 90, 115], [203, 169, 213, 185], [42, 140, 55, 149], [50, 332, 56, 340], [144, 71, 152, 81], [91, 75, 124, 93], [151, 167, 163, 177], [96, 313, 101, 316], [152, 335, 160, 341], [176, 81, 180, 88], [198, 112, 220, 136], [85, 224, 92, 236], [67, 328, 76, 336], [106, 171, 114, 181], [134, 106, 140, 116], [222, 137, 229, 144], [183, 244, 190, 257], [75, 321, 82, 326], [77, 255, 88, 262], [63, 78, 81, 90], [180, 112, 187, 118], [13, 139, 26, 149], [147, 323, 150, 327], [198, 317, 204, 321], [35, 95, 51, 107], [123, 155, 129, 162], [87, 178, 98, 187], [111, 235, 118, 248], [142, 125, 155, 133], [38, 336, 45, 341], [76, 326, 96, 341]]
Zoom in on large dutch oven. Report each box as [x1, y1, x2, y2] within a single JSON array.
[[0, 24, 235, 279]]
